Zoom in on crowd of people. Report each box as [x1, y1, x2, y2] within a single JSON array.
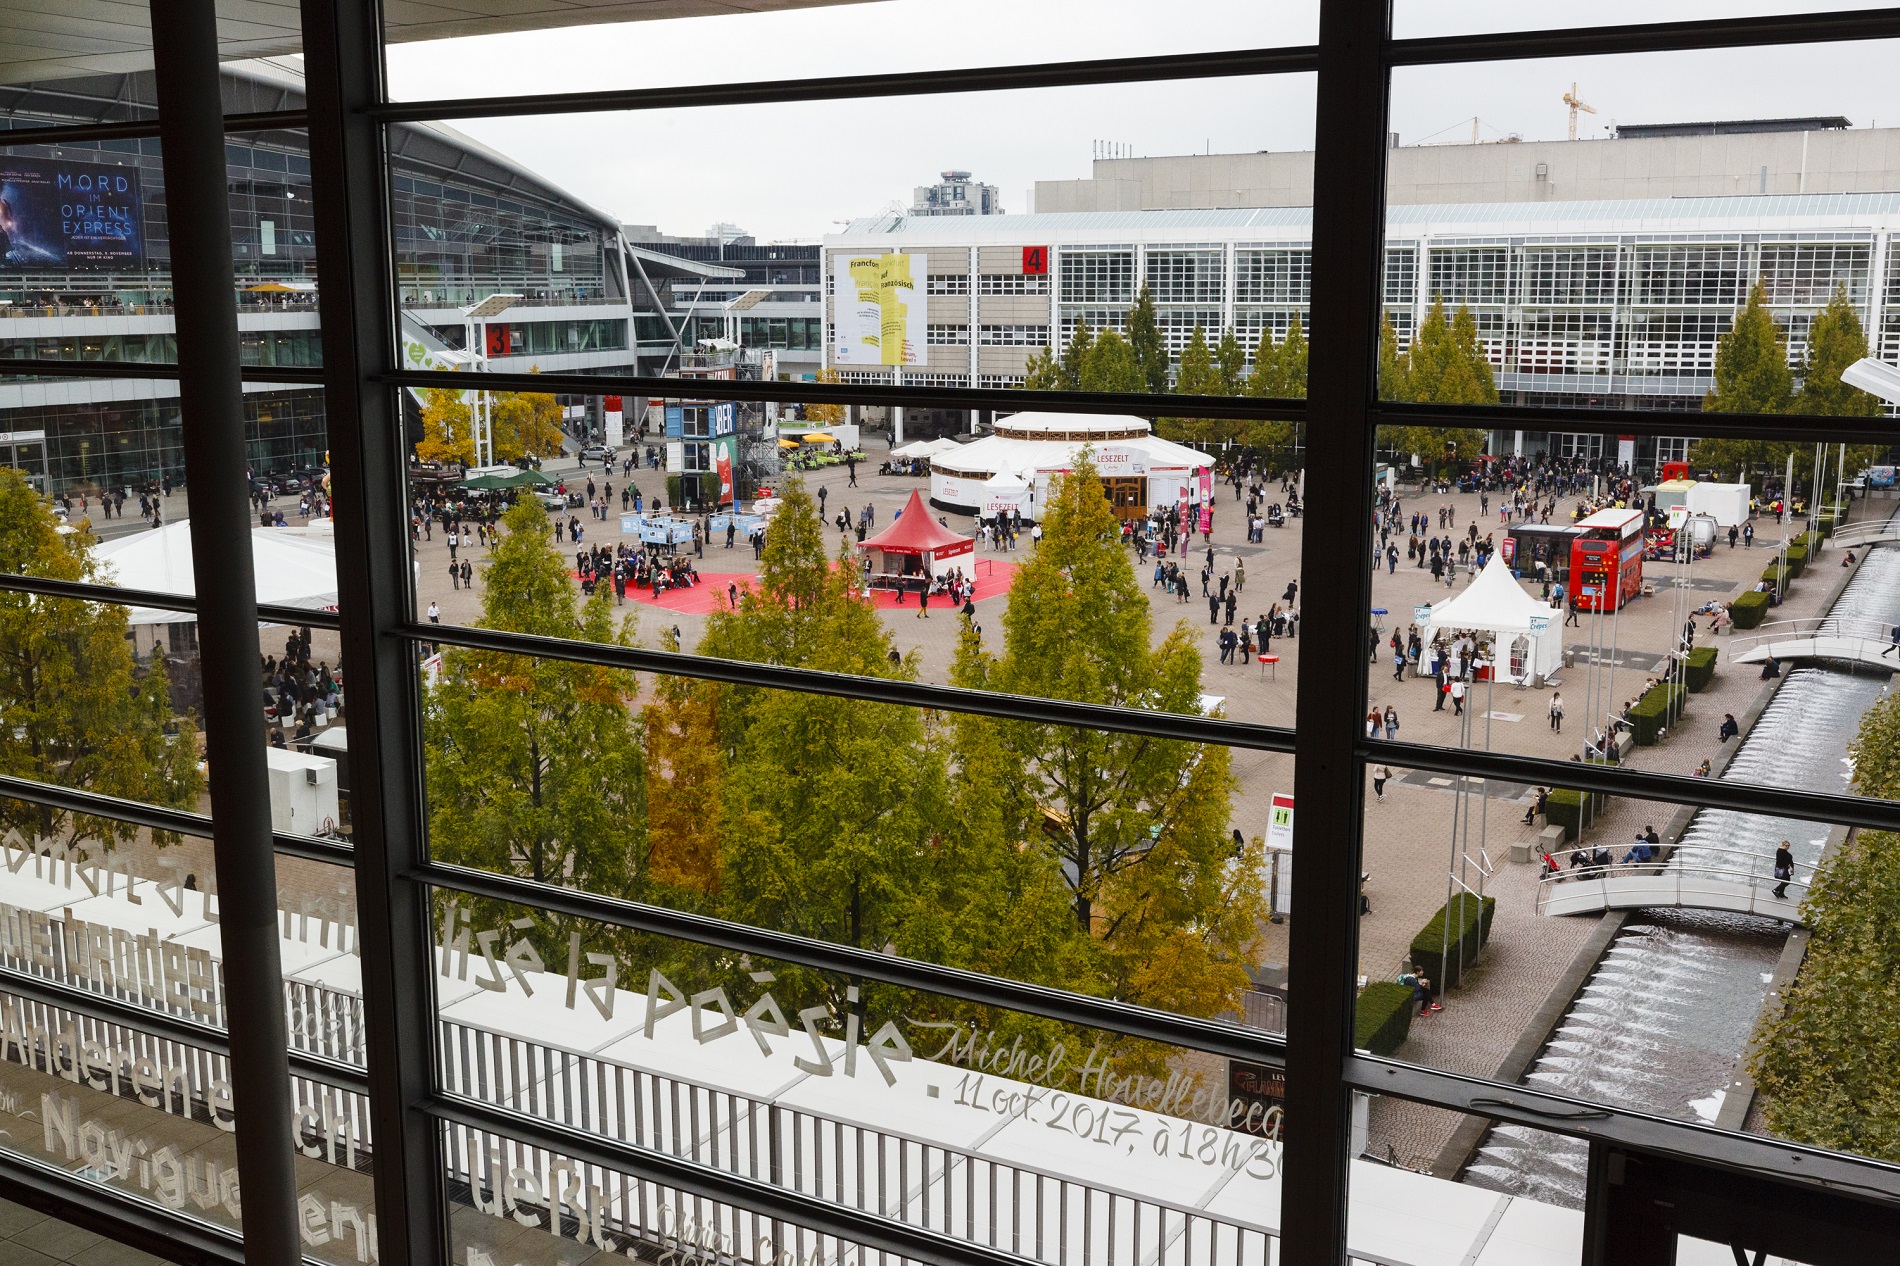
[[263, 628, 341, 751]]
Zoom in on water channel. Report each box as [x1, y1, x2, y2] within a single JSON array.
[[1461, 541, 1900, 1209]]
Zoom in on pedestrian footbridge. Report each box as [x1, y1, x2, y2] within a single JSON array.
[[1825, 517, 1900, 551], [1726, 615, 1899, 671], [1535, 851, 1809, 923]]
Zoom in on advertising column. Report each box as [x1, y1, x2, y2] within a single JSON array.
[[604, 395, 624, 447]]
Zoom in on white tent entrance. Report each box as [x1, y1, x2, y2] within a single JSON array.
[[92, 521, 340, 624], [1420, 555, 1563, 686]]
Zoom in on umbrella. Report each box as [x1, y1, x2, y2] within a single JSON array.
[[500, 468, 555, 488], [802, 432, 836, 443], [778, 438, 799, 448], [461, 474, 512, 491]]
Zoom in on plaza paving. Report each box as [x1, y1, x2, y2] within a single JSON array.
[[108, 439, 1890, 1172]]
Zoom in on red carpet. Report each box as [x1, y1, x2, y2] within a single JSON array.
[[596, 556, 1022, 616]]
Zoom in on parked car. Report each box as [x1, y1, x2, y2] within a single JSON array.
[[579, 444, 615, 463]]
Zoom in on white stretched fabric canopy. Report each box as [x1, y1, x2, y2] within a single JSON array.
[[889, 439, 937, 459], [92, 521, 339, 624], [1420, 555, 1563, 684]]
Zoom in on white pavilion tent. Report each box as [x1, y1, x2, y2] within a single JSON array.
[[92, 521, 339, 624], [980, 468, 1032, 515], [1420, 555, 1563, 686]]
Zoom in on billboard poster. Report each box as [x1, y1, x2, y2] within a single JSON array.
[[1196, 465, 1212, 506], [0, 158, 143, 268], [713, 437, 734, 506], [712, 401, 736, 437], [832, 252, 926, 366]]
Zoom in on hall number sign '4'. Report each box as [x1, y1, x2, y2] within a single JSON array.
[[1022, 246, 1049, 275]]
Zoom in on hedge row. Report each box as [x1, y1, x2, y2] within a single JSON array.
[[1684, 645, 1719, 692], [1354, 981, 1416, 1055], [1409, 894, 1498, 993], [1784, 544, 1809, 577], [1629, 681, 1686, 746], [1731, 590, 1770, 629]]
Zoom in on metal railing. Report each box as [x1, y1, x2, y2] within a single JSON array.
[[436, 1017, 1281, 1266], [1534, 842, 1814, 918], [1725, 614, 1899, 665]]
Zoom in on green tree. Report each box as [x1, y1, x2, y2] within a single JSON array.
[[1705, 278, 1794, 416], [1377, 300, 1490, 470], [695, 480, 1008, 1017], [1157, 325, 1224, 444], [0, 470, 201, 849], [423, 498, 646, 952], [415, 385, 475, 466], [1244, 317, 1307, 457], [1750, 693, 1900, 1160], [1798, 283, 1882, 418], [1377, 315, 1408, 403], [802, 367, 846, 427], [1079, 329, 1145, 393], [1125, 285, 1169, 394], [1215, 327, 1248, 395], [951, 455, 1264, 1018]]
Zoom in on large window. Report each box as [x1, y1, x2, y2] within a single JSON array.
[[4, 6, 1899, 1266]]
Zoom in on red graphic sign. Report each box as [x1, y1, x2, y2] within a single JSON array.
[[605, 395, 623, 415], [1022, 246, 1049, 275], [716, 444, 734, 506], [484, 324, 510, 357]]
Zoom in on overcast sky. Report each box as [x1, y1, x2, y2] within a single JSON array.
[[383, 0, 1900, 241]]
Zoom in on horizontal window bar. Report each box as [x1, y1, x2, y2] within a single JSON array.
[[381, 366, 1307, 421], [1387, 7, 1900, 67], [373, 46, 1317, 124], [0, 1150, 244, 1266], [427, 1090, 1110, 1266], [0, 773, 354, 868], [0, 108, 309, 150], [1364, 736, 1900, 835], [399, 620, 1299, 755], [1370, 401, 1900, 447], [417, 859, 1287, 1069], [0, 362, 327, 388], [1346, 1055, 1900, 1208], [0, 961, 369, 1094], [0, 575, 341, 632]]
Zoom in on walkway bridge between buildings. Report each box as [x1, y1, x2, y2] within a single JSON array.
[[1535, 848, 1810, 924], [1726, 614, 1899, 671]]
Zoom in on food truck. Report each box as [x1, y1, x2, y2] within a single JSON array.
[[1570, 507, 1646, 613]]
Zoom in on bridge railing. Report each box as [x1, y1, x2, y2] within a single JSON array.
[[1726, 614, 1896, 663], [1824, 519, 1899, 550], [1535, 844, 1815, 916]]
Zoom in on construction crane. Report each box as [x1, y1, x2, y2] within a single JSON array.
[[1563, 82, 1597, 141]]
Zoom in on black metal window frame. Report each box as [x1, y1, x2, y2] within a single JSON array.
[[0, 1, 1895, 1262]]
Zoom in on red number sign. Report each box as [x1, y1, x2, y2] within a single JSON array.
[[1022, 246, 1048, 275], [484, 324, 510, 357]]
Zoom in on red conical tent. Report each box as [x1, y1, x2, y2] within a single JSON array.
[[856, 489, 974, 580]]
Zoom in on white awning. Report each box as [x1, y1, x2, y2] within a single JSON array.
[[92, 521, 339, 624]]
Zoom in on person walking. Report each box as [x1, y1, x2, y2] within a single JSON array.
[[426, 600, 440, 624], [1383, 705, 1399, 741], [449, 560, 460, 590], [846, 454, 858, 487], [916, 586, 930, 619], [1372, 764, 1391, 801], [1449, 677, 1466, 716], [1772, 840, 1795, 900], [1549, 691, 1565, 732], [460, 559, 472, 591], [1883, 623, 1900, 658]]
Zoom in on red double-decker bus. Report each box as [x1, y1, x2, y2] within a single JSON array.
[[1570, 508, 1646, 613]]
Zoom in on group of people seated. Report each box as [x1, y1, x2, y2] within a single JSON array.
[[262, 631, 340, 749], [1540, 824, 1664, 879], [575, 541, 701, 598]]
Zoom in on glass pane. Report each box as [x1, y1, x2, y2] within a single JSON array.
[[1381, 40, 1900, 413], [421, 653, 1285, 1028], [1350, 1107, 1587, 1263], [1358, 422, 1897, 809], [0, 805, 370, 1261], [433, 914, 1285, 1266], [407, 392, 1306, 730], [387, 0, 1318, 101], [0, 1196, 173, 1266], [1393, 1, 1889, 39]]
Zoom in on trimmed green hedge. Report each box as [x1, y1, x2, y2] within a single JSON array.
[[1684, 645, 1718, 692], [1354, 982, 1416, 1055], [1410, 894, 1498, 993], [1629, 681, 1686, 746], [1730, 590, 1770, 629], [1794, 530, 1822, 557], [1784, 545, 1808, 577]]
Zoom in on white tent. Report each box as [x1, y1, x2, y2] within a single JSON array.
[[1684, 481, 1750, 527], [923, 438, 963, 456], [889, 439, 937, 459], [981, 468, 1032, 515], [1420, 555, 1562, 686], [92, 521, 339, 624]]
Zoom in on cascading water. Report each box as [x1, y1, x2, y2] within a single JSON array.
[[1461, 543, 1900, 1209]]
